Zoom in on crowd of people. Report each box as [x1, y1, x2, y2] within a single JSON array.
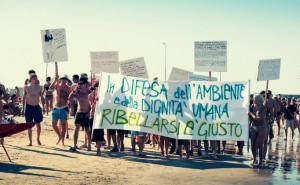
[[1, 64, 300, 167]]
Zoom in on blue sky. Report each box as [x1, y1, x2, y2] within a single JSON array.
[[0, 0, 299, 94]]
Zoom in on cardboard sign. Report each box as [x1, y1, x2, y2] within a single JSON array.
[[168, 67, 193, 81], [195, 41, 227, 72], [257, 59, 281, 81], [120, 57, 149, 79], [41, 28, 68, 63], [189, 74, 218, 81], [90, 51, 119, 74]]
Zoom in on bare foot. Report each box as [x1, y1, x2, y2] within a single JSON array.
[[104, 146, 111, 149], [37, 140, 42, 145], [80, 145, 87, 148], [27, 143, 32, 146], [56, 138, 61, 145], [249, 160, 256, 166]]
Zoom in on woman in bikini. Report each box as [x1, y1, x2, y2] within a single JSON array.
[[248, 94, 268, 167], [43, 77, 54, 115]]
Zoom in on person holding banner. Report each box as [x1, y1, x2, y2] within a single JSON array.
[[248, 94, 268, 167], [89, 81, 105, 155], [69, 77, 91, 152], [22, 74, 43, 146], [50, 63, 72, 146]]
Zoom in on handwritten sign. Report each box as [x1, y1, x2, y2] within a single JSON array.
[[120, 57, 149, 79], [194, 41, 227, 72], [257, 59, 281, 81], [90, 51, 119, 74], [189, 74, 218, 81], [41, 28, 68, 63], [168, 67, 193, 81], [93, 73, 249, 141]]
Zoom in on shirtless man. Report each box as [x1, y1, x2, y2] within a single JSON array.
[[261, 90, 275, 162], [50, 62, 72, 145], [274, 96, 283, 135], [22, 74, 43, 146], [69, 77, 91, 151]]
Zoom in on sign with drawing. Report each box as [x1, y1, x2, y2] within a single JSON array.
[[41, 28, 68, 63]]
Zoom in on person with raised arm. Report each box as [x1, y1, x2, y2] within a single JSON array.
[[50, 62, 72, 145]]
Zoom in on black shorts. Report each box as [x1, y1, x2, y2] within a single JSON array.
[[108, 129, 124, 135], [25, 104, 43, 123], [75, 112, 89, 127], [276, 111, 282, 117], [92, 129, 105, 142], [178, 140, 189, 146]]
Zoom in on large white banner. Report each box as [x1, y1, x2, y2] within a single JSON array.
[[41, 28, 68, 63], [120, 57, 149, 79], [257, 58, 281, 81], [194, 41, 227, 72], [90, 51, 119, 74], [168, 67, 193, 81], [189, 74, 218, 81], [94, 73, 249, 141]]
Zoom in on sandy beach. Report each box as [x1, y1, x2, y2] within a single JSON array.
[[1, 115, 299, 185]]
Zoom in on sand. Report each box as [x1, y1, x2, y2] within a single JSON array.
[[0, 115, 270, 185]]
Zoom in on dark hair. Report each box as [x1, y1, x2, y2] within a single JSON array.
[[46, 77, 51, 81], [28, 70, 36, 75], [72, 74, 79, 80], [11, 94, 16, 100], [79, 77, 88, 84], [67, 79, 72, 85], [80, 73, 88, 78]]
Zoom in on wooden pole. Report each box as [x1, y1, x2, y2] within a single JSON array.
[[1, 141, 12, 162], [265, 80, 269, 102], [45, 62, 48, 79]]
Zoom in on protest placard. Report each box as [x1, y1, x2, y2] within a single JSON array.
[[189, 74, 218, 81], [120, 57, 149, 79], [41, 28, 68, 63], [93, 73, 249, 141], [90, 51, 119, 74], [194, 41, 227, 72], [257, 58, 281, 81], [168, 67, 193, 81]]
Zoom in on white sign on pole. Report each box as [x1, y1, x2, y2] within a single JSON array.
[[194, 41, 227, 72], [168, 67, 193, 81], [257, 58, 281, 81], [93, 73, 249, 141], [41, 28, 68, 63], [90, 51, 119, 74], [120, 57, 149, 79], [189, 74, 218, 81]]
